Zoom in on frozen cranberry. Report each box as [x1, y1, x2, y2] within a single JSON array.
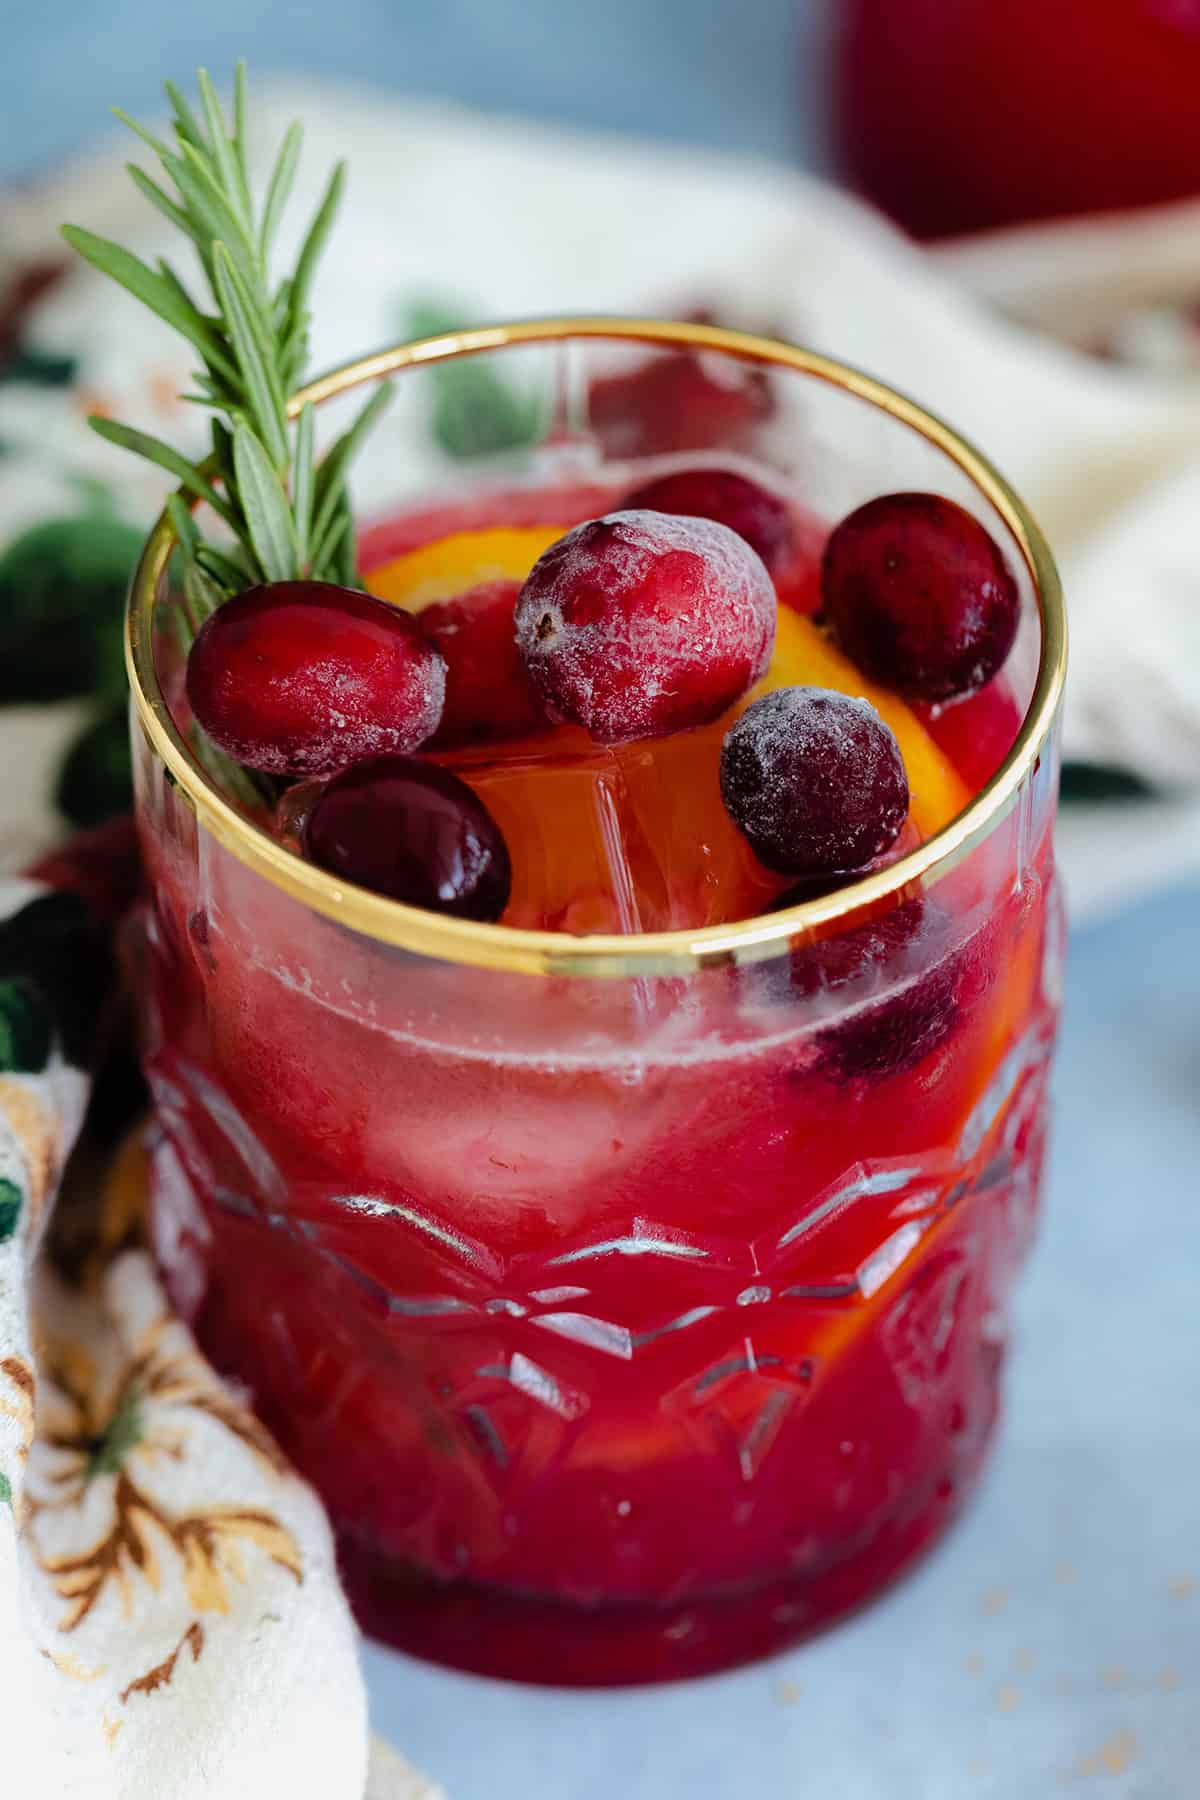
[[819, 940, 960, 1080], [622, 467, 795, 573], [721, 687, 908, 875], [822, 494, 1018, 702], [302, 755, 511, 921], [186, 581, 446, 777], [420, 579, 548, 746], [514, 511, 776, 744], [588, 350, 773, 460], [756, 897, 961, 1080]]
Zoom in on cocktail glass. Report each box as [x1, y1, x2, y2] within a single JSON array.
[[126, 319, 1066, 1684]]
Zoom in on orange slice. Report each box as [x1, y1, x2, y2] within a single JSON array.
[[764, 609, 970, 838], [367, 526, 568, 614]]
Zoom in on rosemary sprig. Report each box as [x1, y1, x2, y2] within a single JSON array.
[[61, 64, 391, 619]]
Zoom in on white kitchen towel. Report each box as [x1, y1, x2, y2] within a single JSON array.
[[0, 882, 442, 1799], [2, 80, 1200, 1800]]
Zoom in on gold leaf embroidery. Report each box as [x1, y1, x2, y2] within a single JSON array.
[[1, 1354, 35, 1457], [41, 1647, 106, 1682], [119, 1620, 204, 1705], [35, 1469, 301, 1631], [97, 1132, 149, 1258], [26, 1289, 303, 1632], [0, 1078, 55, 1220]]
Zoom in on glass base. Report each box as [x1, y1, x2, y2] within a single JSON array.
[[338, 1430, 992, 1686]]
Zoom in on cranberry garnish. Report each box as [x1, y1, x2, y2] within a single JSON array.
[[622, 467, 795, 573], [756, 897, 961, 1081], [514, 511, 776, 744], [721, 687, 908, 875], [302, 755, 511, 921], [420, 579, 548, 746], [186, 581, 446, 777], [822, 493, 1018, 702]]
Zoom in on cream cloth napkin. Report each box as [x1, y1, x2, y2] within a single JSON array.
[[2, 82, 1200, 1799], [0, 869, 441, 1800]]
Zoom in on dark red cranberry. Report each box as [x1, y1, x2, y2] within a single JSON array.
[[302, 755, 511, 921], [622, 468, 795, 573], [819, 948, 960, 1080], [587, 349, 773, 461], [822, 493, 1019, 702], [721, 687, 908, 875], [420, 579, 548, 746], [186, 581, 446, 777], [757, 898, 961, 1081], [514, 511, 776, 744]]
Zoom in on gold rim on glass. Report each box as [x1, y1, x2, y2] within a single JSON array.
[[127, 317, 1066, 979]]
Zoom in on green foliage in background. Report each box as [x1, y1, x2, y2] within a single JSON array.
[[1059, 761, 1154, 804], [0, 513, 141, 704], [402, 299, 547, 461], [56, 703, 133, 829]]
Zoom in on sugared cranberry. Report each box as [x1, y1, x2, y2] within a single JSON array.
[[721, 687, 908, 875], [587, 350, 773, 461], [302, 755, 511, 921], [514, 511, 776, 744], [822, 493, 1018, 702], [420, 579, 548, 746], [622, 467, 795, 573], [757, 897, 961, 1081], [186, 581, 446, 777], [817, 921, 961, 1081]]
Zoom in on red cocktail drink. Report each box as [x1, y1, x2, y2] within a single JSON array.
[[128, 323, 1065, 1684]]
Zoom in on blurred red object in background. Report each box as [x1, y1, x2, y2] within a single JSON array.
[[835, 0, 1200, 238]]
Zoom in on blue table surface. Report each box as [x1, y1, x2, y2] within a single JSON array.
[[0, 0, 824, 185], [364, 876, 1200, 1800]]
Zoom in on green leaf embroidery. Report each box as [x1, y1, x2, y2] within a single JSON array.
[[0, 1471, 11, 1510], [0, 979, 53, 1073], [0, 893, 112, 1071], [87, 1386, 144, 1478], [0, 1178, 22, 1244]]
